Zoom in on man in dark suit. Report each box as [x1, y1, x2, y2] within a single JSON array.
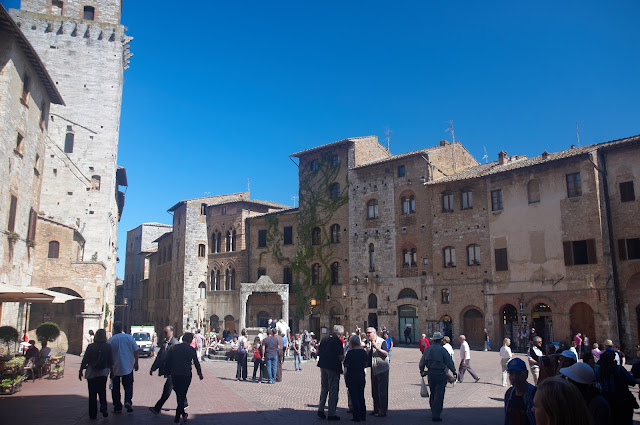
[[148, 326, 180, 415]]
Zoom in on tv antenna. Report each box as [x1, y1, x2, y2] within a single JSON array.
[[384, 128, 392, 152], [247, 177, 250, 194], [445, 120, 455, 143], [291, 194, 298, 207], [482, 147, 488, 163], [575, 121, 583, 147]]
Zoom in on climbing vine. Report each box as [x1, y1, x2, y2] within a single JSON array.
[[258, 152, 349, 317]]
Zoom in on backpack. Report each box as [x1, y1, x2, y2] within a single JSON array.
[[238, 337, 246, 354], [420, 339, 426, 348]]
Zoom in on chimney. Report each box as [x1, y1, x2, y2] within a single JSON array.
[[439, 140, 450, 147], [541, 150, 550, 160], [498, 151, 508, 165]]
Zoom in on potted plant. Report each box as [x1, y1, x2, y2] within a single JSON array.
[[7, 232, 20, 242], [0, 326, 19, 354], [36, 322, 60, 344], [26, 238, 36, 248]]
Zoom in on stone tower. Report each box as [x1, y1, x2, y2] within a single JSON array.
[[10, 0, 130, 349]]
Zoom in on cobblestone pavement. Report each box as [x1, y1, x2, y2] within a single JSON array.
[[1, 347, 639, 424]]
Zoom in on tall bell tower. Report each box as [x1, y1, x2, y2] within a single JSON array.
[[10, 0, 131, 348]]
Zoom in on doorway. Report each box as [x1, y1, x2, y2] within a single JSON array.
[[398, 304, 418, 344], [532, 303, 552, 344], [440, 315, 453, 340], [569, 302, 596, 347], [224, 315, 235, 334], [501, 304, 518, 345], [463, 308, 484, 349], [309, 314, 320, 338]]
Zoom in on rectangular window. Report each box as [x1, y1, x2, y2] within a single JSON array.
[[15, 133, 24, 155], [257, 268, 266, 279], [442, 192, 454, 212], [221, 206, 227, 216], [283, 267, 292, 284], [461, 189, 473, 209], [618, 238, 640, 261], [308, 159, 319, 171], [83, 6, 95, 20], [491, 189, 503, 211], [8, 195, 17, 232], [330, 154, 339, 167], [566, 173, 582, 198], [397, 165, 405, 177], [27, 208, 37, 242], [495, 248, 508, 271], [620, 181, 635, 202], [283, 226, 293, 245], [563, 239, 597, 266], [257, 229, 267, 248]]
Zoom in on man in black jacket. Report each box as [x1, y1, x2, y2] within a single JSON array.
[[165, 332, 203, 424], [149, 326, 179, 415], [317, 325, 345, 421]]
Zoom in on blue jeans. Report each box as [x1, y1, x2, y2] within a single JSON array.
[[294, 352, 302, 370], [265, 355, 278, 383]]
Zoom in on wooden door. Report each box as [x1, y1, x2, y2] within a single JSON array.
[[463, 309, 484, 349]]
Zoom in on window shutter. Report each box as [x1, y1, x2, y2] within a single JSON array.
[[586, 239, 597, 264], [27, 208, 37, 241], [563, 241, 573, 266], [618, 239, 627, 261]]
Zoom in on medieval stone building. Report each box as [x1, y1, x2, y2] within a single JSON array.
[[134, 134, 639, 352]]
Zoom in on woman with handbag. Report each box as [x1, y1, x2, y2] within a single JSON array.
[[79, 329, 114, 419]]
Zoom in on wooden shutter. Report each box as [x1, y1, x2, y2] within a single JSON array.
[[8, 195, 17, 232], [27, 208, 37, 241], [563, 241, 573, 266], [618, 239, 627, 261], [495, 248, 508, 271], [586, 239, 597, 264]]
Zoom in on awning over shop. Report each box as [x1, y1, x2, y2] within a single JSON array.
[[0, 284, 83, 304]]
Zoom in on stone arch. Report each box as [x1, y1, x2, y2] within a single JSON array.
[[29, 287, 84, 355], [461, 306, 485, 348], [569, 302, 596, 345], [368, 293, 378, 309], [210, 314, 220, 331], [398, 288, 418, 300], [223, 315, 235, 333]]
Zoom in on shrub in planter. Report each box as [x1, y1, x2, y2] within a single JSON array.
[[0, 326, 19, 352], [36, 322, 60, 343]]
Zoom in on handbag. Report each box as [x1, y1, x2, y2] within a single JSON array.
[[420, 377, 429, 398]]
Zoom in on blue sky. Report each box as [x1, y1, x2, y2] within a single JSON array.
[[3, 1, 640, 278]]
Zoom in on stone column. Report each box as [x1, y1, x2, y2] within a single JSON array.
[[279, 288, 289, 328], [239, 290, 250, 330], [81, 312, 102, 353]]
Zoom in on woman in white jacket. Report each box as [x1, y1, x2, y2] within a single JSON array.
[[499, 338, 513, 387]]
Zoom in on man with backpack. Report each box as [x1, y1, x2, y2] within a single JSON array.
[[149, 326, 180, 415]]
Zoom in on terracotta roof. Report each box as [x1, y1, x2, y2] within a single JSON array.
[[0, 5, 64, 105], [429, 134, 640, 184], [290, 136, 382, 158], [249, 207, 299, 219]]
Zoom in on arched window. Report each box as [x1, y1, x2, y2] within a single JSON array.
[[461, 188, 473, 209], [402, 247, 417, 267], [216, 232, 221, 253], [441, 289, 450, 304], [83, 6, 95, 20], [210, 270, 217, 291], [527, 179, 540, 204], [331, 262, 341, 285], [398, 288, 418, 299], [64, 128, 74, 153], [211, 232, 217, 253], [442, 190, 454, 212], [198, 244, 206, 257], [368, 293, 378, 309], [200, 203, 207, 215], [198, 282, 206, 299], [330, 224, 340, 244], [231, 230, 237, 251], [311, 263, 321, 285], [402, 195, 416, 214], [48, 240, 60, 258], [369, 243, 375, 271], [329, 183, 340, 199], [367, 199, 379, 219], [312, 227, 321, 246], [215, 269, 220, 290], [91, 175, 101, 190], [225, 231, 231, 252], [230, 268, 236, 290], [443, 246, 456, 267], [225, 269, 231, 290], [467, 244, 480, 265]]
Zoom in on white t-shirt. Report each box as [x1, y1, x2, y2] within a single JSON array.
[[460, 340, 470, 360], [499, 345, 512, 360], [443, 343, 454, 358], [237, 336, 247, 350]]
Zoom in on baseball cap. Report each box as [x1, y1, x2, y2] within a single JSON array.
[[507, 358, 527, 371]]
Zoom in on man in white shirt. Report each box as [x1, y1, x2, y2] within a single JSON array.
[[108, 321, 139, 413], [527, 336, 543, 385], [457, 335, 480, 383]]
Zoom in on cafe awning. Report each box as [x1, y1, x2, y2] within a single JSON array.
[[0, 285, 82, 304]]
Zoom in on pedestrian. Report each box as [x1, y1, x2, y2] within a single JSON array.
[[518, 328, 527, 353], [261, 328, 279, 384], [582, 334, 589, 358], [559, 362, 611, 425], [252, 338, 263, 382], [165, 332, 203, 424], [529, 328, 537, 345], [302, 329, 311, 360], [366, 327, 390, 417], [293, 333, 302, 371], [595, 349, 637, 424], [537, 344, 560, 385], [79, 329, 114, 419], [236, 329, 248, 381], [574, 333, 582, 359], [382, 330, 393, 363], [194, 329, 205, 362], [149, 326, 181, 415], [484, 328, 490, 351], [317, 325, 344, 421], [569, 341, 579, 360], [108, 321, 139, 414], [419, 333, 430, 353], [344, 334, 367, 422], [591, 343, 601, 362], [275, 329, 284, 382], [499, 338, 513, 387], [442, 336, 456, 386], [532, 377, 593, 425], [503, 358, 537, 425], [419, 331, 457, 422], [457, 334, 480, 383], [601, 339, 620, 365], [558, 350, 577, 370], [151, 330, 157, 358], [404, 324, 412, 344], [528, 336, 543, 385]]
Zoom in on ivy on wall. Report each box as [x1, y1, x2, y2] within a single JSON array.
[[258, 152, 349, 317]]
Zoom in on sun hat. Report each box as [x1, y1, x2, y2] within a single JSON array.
[[430, 331, 444, 341], [560, 350, 577, 361], [603, 339, 613, 347], [507, 358, 527, 371], [559, 363, 595, 385]]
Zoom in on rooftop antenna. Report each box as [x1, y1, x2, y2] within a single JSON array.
[[384, 128, 392, 152], [482, 147, 488, 163], [575, 121, 583, 147], [204, 192, 210, 196], [445, 120, 455, 143], [291, 194, 298, 207], [247, 177, 250, 194]]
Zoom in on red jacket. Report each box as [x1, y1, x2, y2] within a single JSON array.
[[419, 337, 430, 352]]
